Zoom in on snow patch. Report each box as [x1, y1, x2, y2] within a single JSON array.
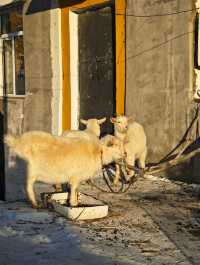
[[31, 234, 52, 244], [0, 226, 24, 238]]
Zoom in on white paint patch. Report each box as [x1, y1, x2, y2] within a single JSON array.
[[69, 11, 79, 130], [32, 234, 52, 244], [50, 7, 63, 135]]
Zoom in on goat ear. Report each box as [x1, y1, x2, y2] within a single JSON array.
[[110, 117, 116, 124], [98, 117, 106, 125], [80, 119, 88, 125], [107, 139, 114, 147]]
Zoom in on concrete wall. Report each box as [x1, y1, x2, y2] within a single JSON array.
[[126, 0, 196, 172], [23, 0, 62, 134], [23, 0, 52, 132]]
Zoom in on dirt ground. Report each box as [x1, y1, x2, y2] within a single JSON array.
[[0, 175, 200, 265]]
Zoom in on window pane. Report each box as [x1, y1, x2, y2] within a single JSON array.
[[1, 13, 10, 34], [10, 8, 23, 33], [15, 36, 25, 95], [1, 8, 23, 34], [4, 39, 13, 94]]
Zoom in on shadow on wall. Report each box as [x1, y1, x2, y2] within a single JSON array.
[[5, 153, 27, 202], [25, 0, 85, 14]]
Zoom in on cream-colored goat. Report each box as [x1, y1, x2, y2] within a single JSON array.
[[62, 118, 106, 139], [5, 131, 123, 208], [80, 117, 106, 137], [111, 116, 147, 184]]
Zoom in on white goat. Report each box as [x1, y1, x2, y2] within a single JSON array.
[[62, 117, 106, 138], [111, 116, 147, 184], [5, 131, 124, 208]]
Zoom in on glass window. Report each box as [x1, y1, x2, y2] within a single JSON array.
[[0, 5, 25, 96], [0, 13, 10, 35], [15, 36, 25, 95], [4, 39, 13, 94], [1, 7, 23, 35]]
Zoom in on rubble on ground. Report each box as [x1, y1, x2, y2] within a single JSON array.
[[0, 176, 200, 265]]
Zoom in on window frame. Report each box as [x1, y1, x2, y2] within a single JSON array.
[[1, 30, 24, 96]]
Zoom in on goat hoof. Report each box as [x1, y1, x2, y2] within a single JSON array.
[[31, 204, 39, 209], [70, 204, 78, 208], [69, 201, 78, 207]]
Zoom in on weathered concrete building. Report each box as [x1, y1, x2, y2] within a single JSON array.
[[0, 0, 199, 201]]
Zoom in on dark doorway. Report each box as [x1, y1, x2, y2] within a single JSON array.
[[77, 3, 115, 135]]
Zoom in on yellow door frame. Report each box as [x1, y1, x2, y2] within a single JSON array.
[[60, 0, 126, 131]]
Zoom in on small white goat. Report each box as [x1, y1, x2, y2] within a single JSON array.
[[62, 117, 106, 138], [80, 117, 106, 137], [5, 131, 124, 208], [111, 116, 147, 184]]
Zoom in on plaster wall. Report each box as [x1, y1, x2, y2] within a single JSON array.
[[126, 0, 195, 167], [23, 0, 52, 132]]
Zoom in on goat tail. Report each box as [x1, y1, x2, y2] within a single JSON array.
[[4, 135, 19, 149]]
